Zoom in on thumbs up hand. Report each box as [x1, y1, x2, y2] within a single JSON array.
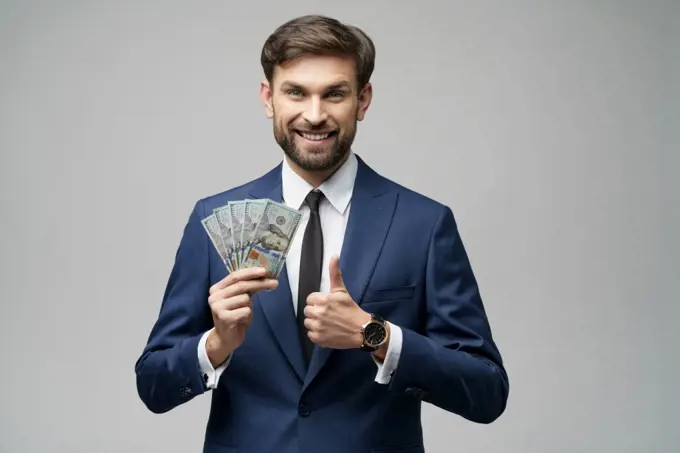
[[304, 255, 371, 349], [328, 253, 348, 294]]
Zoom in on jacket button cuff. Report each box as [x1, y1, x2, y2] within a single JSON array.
[[298, 402, 311, 417]]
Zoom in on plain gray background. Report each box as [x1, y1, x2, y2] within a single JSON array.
[[1, 1, 678, 452]]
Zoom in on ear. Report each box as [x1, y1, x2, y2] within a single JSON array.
[[259, 80, 274, 118], [356, 82, 373, 122]]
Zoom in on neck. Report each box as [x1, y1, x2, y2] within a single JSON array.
[[286, 153, 349, 188]]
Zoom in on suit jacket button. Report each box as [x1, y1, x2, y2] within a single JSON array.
[[405, 387, 425, 398], [298, 402, 311, 417]]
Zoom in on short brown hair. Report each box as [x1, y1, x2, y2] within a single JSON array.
[[260, 15, 376, 90]]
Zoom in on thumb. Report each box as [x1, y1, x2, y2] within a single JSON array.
[[329, 254, 346, 293]]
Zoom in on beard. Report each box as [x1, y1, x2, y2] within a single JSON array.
[[273, 113, 357, 172]]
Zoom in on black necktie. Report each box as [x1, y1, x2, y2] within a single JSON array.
[[297, 190, 324, 365]]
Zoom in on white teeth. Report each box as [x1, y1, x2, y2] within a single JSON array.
[[301, 132, 330, 141]]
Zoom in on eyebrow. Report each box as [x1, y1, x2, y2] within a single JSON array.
[[280, 81, 352, 91]]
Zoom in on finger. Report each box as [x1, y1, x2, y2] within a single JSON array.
[[328, 255, 346, 293], [210, 294, 250, 315], [304, 317, 320, 332], [209, 267, 268, 294], [209, 278, 278, 303], [220, 293, 252, 311], [228, 277, 278, 298], [303, 304, 317, 319], [305, 292, 324, 306], [230, 306, 252, 323], [215, 306, 252, 323], [242, 307, 254, 326]]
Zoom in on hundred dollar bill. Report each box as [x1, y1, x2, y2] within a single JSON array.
[[241, 200, 302, 278], [242, 199, 269, 265], [228, 201, 246, 268], [200, 213, 228, 267], [213, 205, 236, 272]]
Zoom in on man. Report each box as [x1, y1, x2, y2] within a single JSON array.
[[135, 14, 509, 453]]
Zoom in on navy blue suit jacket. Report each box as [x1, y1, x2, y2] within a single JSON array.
[[135, 155, 509, 453]]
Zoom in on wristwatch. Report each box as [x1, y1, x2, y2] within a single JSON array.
[[359, 313, 388, 352]]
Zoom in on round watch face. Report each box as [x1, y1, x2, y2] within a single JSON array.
[[364, 321, 387, 346]]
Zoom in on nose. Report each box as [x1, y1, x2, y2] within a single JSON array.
[[301, 96, 328, 126]]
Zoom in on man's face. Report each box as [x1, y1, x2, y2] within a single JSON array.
[[260, 54, 372, 172]]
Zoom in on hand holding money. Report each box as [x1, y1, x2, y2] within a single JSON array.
[[206, 267, 279, 367]]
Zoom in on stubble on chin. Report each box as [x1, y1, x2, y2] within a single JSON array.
[[276, 131, 350, 172]]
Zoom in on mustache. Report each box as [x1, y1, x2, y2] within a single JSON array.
[[291, 125, 338, 134]]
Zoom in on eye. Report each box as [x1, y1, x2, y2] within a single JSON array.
[[286, 89, 302, 97], [327, 91, 344, 98]]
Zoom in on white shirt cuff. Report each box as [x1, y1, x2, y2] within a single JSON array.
[[198, 329, 231, 389], [373, 322, 402, 384]]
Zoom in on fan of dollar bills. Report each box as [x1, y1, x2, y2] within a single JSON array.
[[201, 199, 303, 278]]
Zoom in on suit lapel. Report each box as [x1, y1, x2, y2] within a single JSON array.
[[302, 156, 398, 392], [248, 163, 307, 382]]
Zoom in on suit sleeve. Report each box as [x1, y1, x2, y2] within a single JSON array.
[[387, 205, 509, 424], [134, 200, 214, 413]]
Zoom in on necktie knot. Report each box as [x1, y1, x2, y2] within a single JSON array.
[[305, 190, 323, 212]]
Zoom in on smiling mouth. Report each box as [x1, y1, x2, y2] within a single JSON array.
[[296, 130, 337, 141]]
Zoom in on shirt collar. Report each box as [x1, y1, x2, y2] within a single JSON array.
[[281, 151, 357, 215]]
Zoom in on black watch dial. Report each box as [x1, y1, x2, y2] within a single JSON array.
[[364, 321, 387, 346]]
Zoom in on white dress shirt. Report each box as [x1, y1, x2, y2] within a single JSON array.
[[198, 151, 402, 389]]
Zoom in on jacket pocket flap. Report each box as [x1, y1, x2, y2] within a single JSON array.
[[362, 285, 415, 303]]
